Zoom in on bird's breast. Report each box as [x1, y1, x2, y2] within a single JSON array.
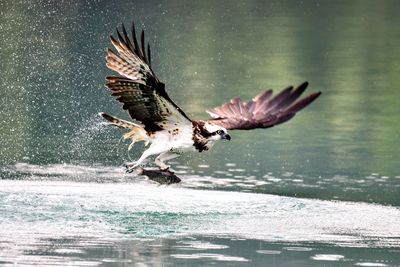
[[151, 126, 195, 151]]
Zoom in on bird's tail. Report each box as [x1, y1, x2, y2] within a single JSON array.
[[99, 112, 150, 150]]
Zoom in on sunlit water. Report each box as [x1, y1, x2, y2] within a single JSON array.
[[1, 0, 400, 266]]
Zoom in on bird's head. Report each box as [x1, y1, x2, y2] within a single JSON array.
[[202, 122, 231, 141]]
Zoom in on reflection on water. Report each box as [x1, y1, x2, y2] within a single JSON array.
[[3, 235, 399, 266], [1, 0, 400, 266]]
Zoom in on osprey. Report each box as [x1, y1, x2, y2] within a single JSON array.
[[100, 22, 321, 173]]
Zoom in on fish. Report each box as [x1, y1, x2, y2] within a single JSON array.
[[136, 167, 181, 185]]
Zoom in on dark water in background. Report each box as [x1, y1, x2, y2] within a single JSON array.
[[1, 0, 400, 266]]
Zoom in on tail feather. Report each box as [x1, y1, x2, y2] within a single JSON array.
[[99, 112, 137, 129], [98, 112, 149, 150]]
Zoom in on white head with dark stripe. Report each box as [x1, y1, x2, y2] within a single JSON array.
[[193, 120, 231, 142], [202, 121, 231, 141]]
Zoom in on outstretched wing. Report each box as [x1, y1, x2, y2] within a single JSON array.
[[105, 22, 191, 132], [206, 82, 321, 130]]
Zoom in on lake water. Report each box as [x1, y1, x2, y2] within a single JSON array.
[[1, 0, 400, 266]]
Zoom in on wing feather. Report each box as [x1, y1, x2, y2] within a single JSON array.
[[253, 89, 273, 114], [105, 22, 191, 131], [264, 86, 293, 113], [206, 82, 321, 130]]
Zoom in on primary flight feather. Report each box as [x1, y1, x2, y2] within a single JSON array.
[[100, 21, 321, 172]]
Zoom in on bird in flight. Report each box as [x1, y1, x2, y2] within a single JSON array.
[[100, 22, 321, 173]]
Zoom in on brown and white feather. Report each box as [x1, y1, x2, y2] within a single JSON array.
[[206, 82, 321, 130], [105, 22, 192, 132]]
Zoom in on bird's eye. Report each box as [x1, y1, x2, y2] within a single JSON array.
[[216, 130, 223, 135]]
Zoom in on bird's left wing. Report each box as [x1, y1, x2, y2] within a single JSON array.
[[105, 22, 192, 132], [206, 82, 321, 130]]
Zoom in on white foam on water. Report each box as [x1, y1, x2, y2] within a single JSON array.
[[256, 250, 282, 254], [0, 176, 399, 247], [283, 246, 313, 252], [170, 253, 250, 262], [311, 254, 345, 261], [174, 241, 229, 250], [53, 248, 85, 254], [355, 263, 389, 267]]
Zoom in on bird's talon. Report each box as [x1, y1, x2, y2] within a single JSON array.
[[160, 167, 175, 174], [124, 161, 137, 167]]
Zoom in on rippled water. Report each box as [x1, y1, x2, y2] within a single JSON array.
[[1, 0, 400, 266], [1, 164, 400, 266]]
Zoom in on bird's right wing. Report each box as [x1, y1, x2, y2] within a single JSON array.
[[206, 82, 321, 130], [105, 22, 192, 132]]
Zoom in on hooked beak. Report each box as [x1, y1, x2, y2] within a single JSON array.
[[222, 133, 231, 141]]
